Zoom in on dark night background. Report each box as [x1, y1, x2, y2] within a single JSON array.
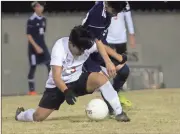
[[2, 1, 180, 13]]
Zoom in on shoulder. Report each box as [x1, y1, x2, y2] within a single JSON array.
[[27, 14, 37, 24], [29, 13, 36, 21], [53, 37, 69, 50]]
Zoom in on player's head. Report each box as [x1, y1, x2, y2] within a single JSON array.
[[31, 1, 45, 15], [69, 25, 94, 56], [105, 1, 127, 16]]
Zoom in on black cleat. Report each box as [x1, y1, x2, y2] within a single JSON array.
[[15, 107, 25, 121], [115, 111, 130, 122]]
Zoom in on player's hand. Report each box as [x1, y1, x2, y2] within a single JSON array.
[[64, 89, 76, 105], [106, 62, 117, 78], [35, 46, 44, 54]]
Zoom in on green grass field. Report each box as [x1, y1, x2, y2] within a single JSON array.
[[2, 89, 180, 134]]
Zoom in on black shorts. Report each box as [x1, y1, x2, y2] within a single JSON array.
[[28, 48, 50, 66], [108, 43, 127, 55], [39, 72, 92, 110]]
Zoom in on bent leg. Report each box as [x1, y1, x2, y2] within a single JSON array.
[[16, 107, 54, 122], [33, 107, 54, 121], [16, 87, 65, 122], [86, 72, 123, 115]]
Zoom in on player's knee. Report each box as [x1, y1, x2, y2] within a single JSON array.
[[94, 73, 108, 87], [33, 111, 47, 122], [117, 64, 130, 79]]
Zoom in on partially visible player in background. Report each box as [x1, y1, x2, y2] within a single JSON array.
[[27, 1, 50, 95], [82, 1, 131, 114], [106, 2, 136, 108]]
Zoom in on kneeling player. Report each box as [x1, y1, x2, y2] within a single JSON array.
[[15, 26, 130, 122]]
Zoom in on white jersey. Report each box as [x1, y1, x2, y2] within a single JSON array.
[[106, 2, 135, 44], [46, 37, 98, 88]]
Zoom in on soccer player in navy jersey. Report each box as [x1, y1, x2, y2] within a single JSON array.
[[106, 2, 135, 108], [27, 2, 50, 95], [82, 1, 132, 115]]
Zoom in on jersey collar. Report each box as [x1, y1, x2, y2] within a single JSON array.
[[33, 12, 43, 20]]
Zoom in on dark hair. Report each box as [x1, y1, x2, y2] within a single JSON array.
[[69, 25, 94, 51], [31, 1, 46, 8], [107, 1, 127, 13]]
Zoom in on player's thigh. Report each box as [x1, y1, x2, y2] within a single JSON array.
[[38, 87, 65, 119], [86, 72, 108, 93], [33, 107, 54, 121], [73, 72, 107, 96]]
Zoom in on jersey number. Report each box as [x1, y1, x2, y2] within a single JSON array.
[[39, 28, 44, 35]]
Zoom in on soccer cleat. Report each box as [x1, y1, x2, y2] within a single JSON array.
[[118, 93, 132, 108], [15, 107, 25, 121], [28, 91, 37, 96], [115, 111, 130, 122]]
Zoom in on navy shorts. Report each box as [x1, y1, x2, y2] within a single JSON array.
[[83, 52, 121, 72]]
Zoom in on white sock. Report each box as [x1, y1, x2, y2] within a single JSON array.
[[17, 109, 35, 122], [99, 81, 122, 115]]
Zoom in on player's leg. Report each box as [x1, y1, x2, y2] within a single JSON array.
[[15, 87, 65, 122], [15, 107, 53, 122], [114, 64, 129, 92], [28, 53, 37, 95], [113, 43, 132, 107], [75, 72, 130, 122]]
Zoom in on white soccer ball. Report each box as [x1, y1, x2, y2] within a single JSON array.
[[85, 99, 109, 121]]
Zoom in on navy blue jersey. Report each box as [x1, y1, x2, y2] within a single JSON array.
[[27, 13, 47, 51], [82, 1, 112, 44]]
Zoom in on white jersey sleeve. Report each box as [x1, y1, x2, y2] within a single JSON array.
[[124, 2, 135, 34], [88, 43, 98, 54], [50, 39, 65, 66]]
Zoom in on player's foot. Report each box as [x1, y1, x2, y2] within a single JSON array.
[[28, 91, 37, 96], [118, 93, 132, 108], [115, 111, 130, 122], [15, 107, 25, 121]]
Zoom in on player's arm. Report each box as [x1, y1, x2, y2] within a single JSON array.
[[52, 66, 67, 92], [26, 19, 43, 54], [52, 65, 76, 105], [27, 35, 43, 53], [51, 39, 76, 105], [124, 2, 136, 48], [104, 45, 127, 64], [95, 39, 117, 78]]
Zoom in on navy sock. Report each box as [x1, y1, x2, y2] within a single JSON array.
[[28, 66, 36, 92], [113, 64, 130, 92]]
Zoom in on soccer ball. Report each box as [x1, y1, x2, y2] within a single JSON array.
[[85, 99, 109, 121]]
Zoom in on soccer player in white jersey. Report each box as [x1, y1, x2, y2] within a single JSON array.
[[106, 2, 136, 108], [15, 26, 130, 122]]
